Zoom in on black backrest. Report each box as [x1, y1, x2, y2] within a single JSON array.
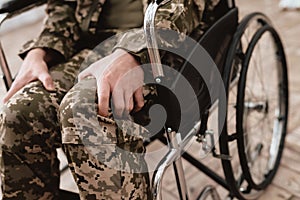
[[199, 5, 238, 73]]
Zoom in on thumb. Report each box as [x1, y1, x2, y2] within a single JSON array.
[[39, 72, 55, 91]]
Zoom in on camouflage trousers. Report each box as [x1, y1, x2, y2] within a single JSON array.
[[0, 46, 152, 199], [60, 76, 153, 200]]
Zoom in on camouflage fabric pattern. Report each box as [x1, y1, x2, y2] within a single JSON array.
[[60, 77, 154, 199], [20, 0, 143, 59], [20, 0, 209, 60], [0, 49, 97, 199], [65, 144, 151, 200]]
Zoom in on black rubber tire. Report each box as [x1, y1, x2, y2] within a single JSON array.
[[236, 24, 288, 190]]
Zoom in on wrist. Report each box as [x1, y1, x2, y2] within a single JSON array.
[[26, 48, 47, 60], [112, 49, 140, 64], [26, 48, 61, 65]]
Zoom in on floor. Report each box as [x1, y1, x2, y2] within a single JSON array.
[[0, 0, 299, 199]]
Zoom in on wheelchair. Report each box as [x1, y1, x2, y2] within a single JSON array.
[[0, 0, 289, 199]]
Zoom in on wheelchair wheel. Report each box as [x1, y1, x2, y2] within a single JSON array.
[[220, 12, 288, 199]]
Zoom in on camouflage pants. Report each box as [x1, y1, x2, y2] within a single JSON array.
[[0, 49, 90, 199], [59, 76, 153, 199], [0, 46, 151, 199]]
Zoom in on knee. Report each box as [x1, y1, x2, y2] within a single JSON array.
[[59, 89, 88, 143], [1, 88, 58, 124], [59, 92, 77, 131]]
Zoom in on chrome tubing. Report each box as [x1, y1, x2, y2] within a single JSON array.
[[143, 0, 170, 82], [170, 131, 189, 200], [0, 13, 12, 90], [152, 148, 178, 200], [152, 122, 201, 199]]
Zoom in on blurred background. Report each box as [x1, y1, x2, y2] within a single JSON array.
[[0, 0, 299, 199]]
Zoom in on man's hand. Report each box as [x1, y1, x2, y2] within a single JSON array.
[[79, 49, 144, 117], [3, 48, 55, 103]]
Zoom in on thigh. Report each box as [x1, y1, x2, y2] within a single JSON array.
[[49, 49, 101, 98]]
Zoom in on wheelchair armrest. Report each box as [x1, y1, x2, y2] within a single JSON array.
[[0, 0, 46, 14]]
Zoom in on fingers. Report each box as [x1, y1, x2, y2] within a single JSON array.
[[112, 88, 144, 118], [2, 79, 26, 103], [129, 96, 134, 114], [38, 72, 55, 91], [2, 71, 54, 104], [97, 79, 110, 117], [97, 78, 129, 118], [124, 91, 134, 115], [112, 87, 125, 118], [133, 87, 144, 112]]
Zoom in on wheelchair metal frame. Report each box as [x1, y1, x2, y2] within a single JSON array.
[[144, 0, 238, 199]]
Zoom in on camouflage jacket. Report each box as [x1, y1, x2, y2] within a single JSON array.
[[20, 0, 219, 62]]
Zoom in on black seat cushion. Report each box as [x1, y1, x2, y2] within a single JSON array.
[[0, 0, 46, 14]]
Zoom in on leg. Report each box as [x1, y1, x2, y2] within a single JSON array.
[[60, 77, 152, 200], [0, 49, 93, 200]]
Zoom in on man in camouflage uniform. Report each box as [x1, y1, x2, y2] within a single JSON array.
[[0, 0, 220, 199]]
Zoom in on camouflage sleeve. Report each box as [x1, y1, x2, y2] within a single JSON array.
[[19, 0, 80, 60], [113, 0, 206, 64]]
